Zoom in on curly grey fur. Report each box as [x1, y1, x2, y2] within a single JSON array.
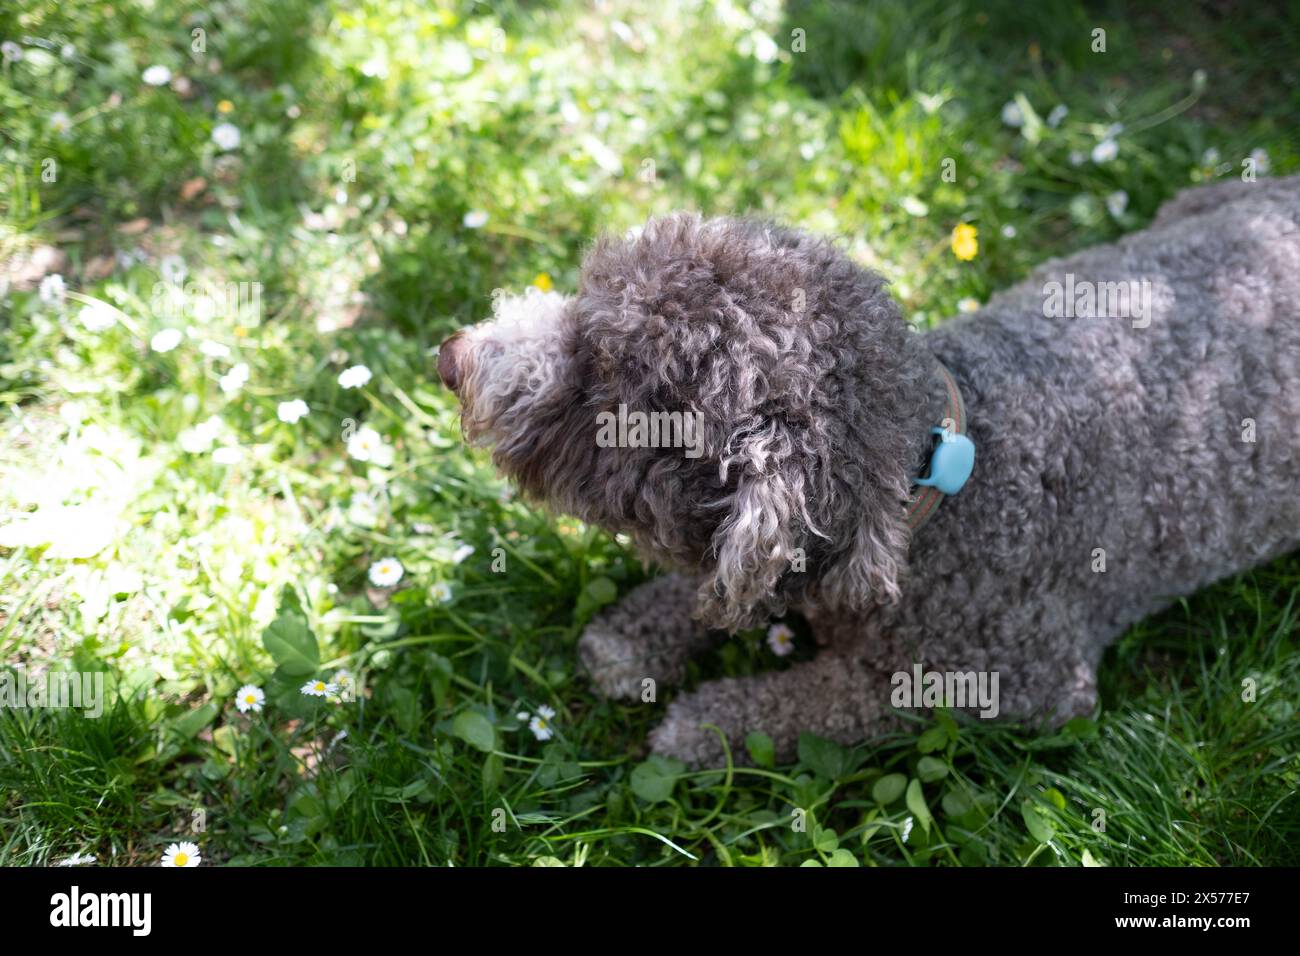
[[444, 175, 1300, 767]]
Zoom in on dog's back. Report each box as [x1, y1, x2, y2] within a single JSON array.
[[913, 175, 1300, 658]]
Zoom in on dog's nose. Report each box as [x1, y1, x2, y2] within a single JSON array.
[[437, 331, 466, 392]]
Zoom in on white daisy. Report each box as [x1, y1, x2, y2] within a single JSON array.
[[1001, 224, 1017, 238], [957, 297, 980, 314], [451, 543, 474, 564], [462, 210, 489, 229], [277, 399, 309, 423], [368, 557, 404, 587], [234, 684, 264, 714], [142, 64, 172, 86], [516, 711, 530, 721], [767, 623, 796, 657], [1068, 149, 1086, 167], [178, 415, 223, 454], [529, 705, 557, 741], [429, 581, 453, 603], [199, 340, 231, 358], [346, 425, 393, 465], [49, 111, 72, 136], [1091, 139, 1118, 164], [1000, 100, 1024, 128], [150, 328, 183, 352], [1249, 147, 1271, 175], [219, 362, 250, 394], [79, 302, 116, 332], [301, 679, 337, 697], [1201, 147, 1221, 166], [160, 841, 200, 867], [55, 852, 96, 866], [337, 364, 372, 389], [38, 273, 65, 305], [211, 445, 243, 465], [1106, 190, 1129, 218], [211, 122, 241, 151]]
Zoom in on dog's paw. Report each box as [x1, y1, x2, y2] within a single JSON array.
[[647, 699, 732, 768], [577, 627, 653, 701]]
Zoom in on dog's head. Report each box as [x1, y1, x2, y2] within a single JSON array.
[[439, 214, 932, 630]]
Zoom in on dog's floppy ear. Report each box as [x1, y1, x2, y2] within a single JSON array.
[[694, 414, 910, 632], [694, 418, 819, 631]]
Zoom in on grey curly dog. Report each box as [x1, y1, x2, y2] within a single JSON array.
[[437, 174, 1300, 767]]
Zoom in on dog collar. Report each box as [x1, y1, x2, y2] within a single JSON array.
[[906, 362, 975, 531]]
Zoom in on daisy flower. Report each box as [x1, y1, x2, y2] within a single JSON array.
[[211, 445, 242, 465], [957, 297, 980, 314], [199, 340, 231, 358], [277, 398, 310, 423], [178, 415, 223, 454], [49, 111, 72, 136], [1091, 138, 1118, 164], [368, 557, 404, 587], [142, 64, 172, 86], [150, 328, 183, 352], [950, 223, 978, 262], [528, 704, 556, 741], [462, 210, 489, 229], [219, 362, 250, 394], [301, 678, 337, 697], [234, 684, 264, 714], [338, 364, 372, 389], [346, 425, 394, 465], [161, 841, 200, 867], [767, 623, 796, 657], [211, 122, 241, 151], [429, 581, 453, 603], [1106, 190, 1129, 218], [79, 302, 116, 332], [38, 273, 65, 305], [1000, 100, 1024, 128], [1249, 147, 1271, 175]]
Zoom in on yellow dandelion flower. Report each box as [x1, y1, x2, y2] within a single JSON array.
[[951, 223, 978, 261], [217, 99, 234, 114], [531, 272, 553, 292]]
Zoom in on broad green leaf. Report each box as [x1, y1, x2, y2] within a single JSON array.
[[813, 826, 839, 853], [906, 778, 933, 835], [798, 732, 853, 779], [451, 710, 496, 752], [261, 608, 319, 676], [917, 756, 948, 782], [745, 731, 775, 769], [629, 755, 686, 803], [1021, 799, 1055, 843], [941, 789, 972, 817], [826, 848, 859, 867], [917, 726, 948, 754], [872, 773, 907, 805]]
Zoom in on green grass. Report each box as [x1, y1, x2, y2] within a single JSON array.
[[0, 0, 1297, 866]]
